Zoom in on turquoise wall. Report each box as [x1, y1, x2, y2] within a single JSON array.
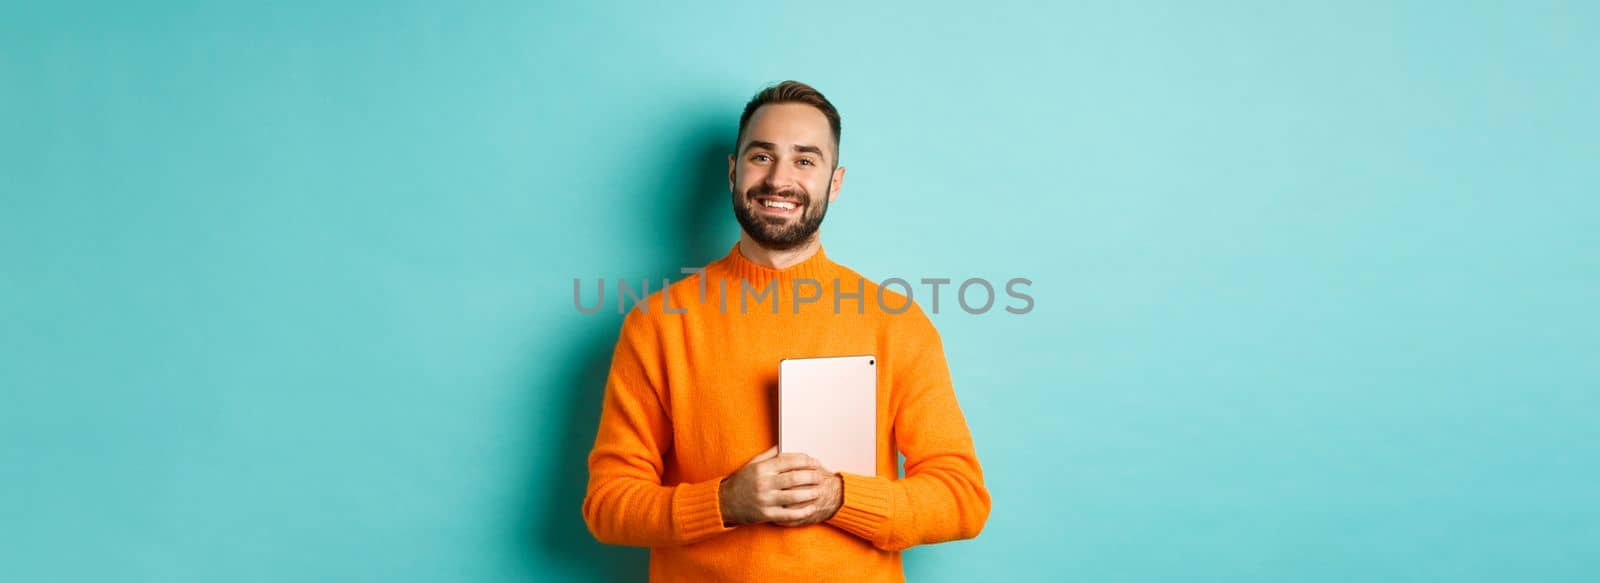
[[4, 1, 1596, 581]]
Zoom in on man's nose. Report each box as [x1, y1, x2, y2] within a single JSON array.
[[762, 161, 799, 193]]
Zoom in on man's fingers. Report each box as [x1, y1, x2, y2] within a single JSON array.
[[761, 452, 819, 475], [757, 486, 818, 507], [777, 469, 823, 489], [775, 487, 819, 506]]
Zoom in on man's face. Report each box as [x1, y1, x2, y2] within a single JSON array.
[[729, 103, 846, 251]]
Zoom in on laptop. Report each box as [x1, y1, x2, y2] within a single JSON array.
[[778, 354, 877, 476]]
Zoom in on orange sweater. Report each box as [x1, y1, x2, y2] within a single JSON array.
[[582, 243, 991, 582]]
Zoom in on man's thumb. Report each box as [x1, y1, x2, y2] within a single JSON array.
[[748, 446, 779, 464]]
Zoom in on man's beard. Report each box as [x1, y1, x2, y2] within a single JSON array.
[[731, 180, 830, 251]]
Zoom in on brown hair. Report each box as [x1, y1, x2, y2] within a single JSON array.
[[735, 80, 842, 165]]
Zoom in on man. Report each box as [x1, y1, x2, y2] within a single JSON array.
[[582, 80, 990, 582]]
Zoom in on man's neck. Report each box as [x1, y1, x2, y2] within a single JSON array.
[[737, 233, 821, 270]]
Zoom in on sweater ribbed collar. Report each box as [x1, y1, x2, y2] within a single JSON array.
[[713, 241, 838, 286]]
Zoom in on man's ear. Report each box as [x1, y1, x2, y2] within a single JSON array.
[[828, 165, 846, 203], [727, 154, 737, 193]]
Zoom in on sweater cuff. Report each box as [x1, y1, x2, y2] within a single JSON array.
[[672, 477, 736, 543], [826, 472, 893, 544]]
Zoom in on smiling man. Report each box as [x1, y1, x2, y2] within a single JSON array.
[[582, 80, 990, 582]]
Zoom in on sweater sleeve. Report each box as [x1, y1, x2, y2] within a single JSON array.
[[825, 303, 992, 551], [581, 308, 737, 547]]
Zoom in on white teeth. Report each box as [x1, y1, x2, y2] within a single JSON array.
[[762, 200, 797, 210]]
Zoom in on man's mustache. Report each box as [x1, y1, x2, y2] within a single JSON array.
[[746, 184, 809, 205]]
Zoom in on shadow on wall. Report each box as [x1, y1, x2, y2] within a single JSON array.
[[517, 105, 736, 581]]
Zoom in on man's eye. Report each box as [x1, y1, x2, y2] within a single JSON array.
[[798, 159, 814, 166], [751, 154, 771, 162]]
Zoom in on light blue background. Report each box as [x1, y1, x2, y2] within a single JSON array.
[[3, 1, 1596, 581]]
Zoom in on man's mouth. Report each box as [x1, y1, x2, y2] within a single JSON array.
[[753, 196, 804, 217]]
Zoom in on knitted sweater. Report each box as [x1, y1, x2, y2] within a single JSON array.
[[582, 243, 990, 582]]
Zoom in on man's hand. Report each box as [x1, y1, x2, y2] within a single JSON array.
[[718, 446, 842, 527], [772, 465, 842, 528]]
